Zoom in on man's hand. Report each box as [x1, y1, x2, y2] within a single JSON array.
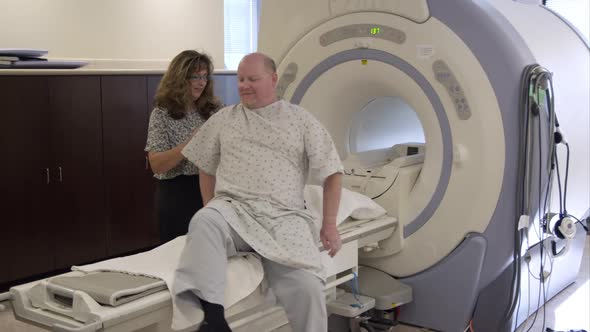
[[320, 223, 342, 257]]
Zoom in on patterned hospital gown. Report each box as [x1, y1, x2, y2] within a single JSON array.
[[182, 100, 343, 276]]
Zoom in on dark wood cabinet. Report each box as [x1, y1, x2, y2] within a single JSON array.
[[0, 74, 165, 286], [48, 76, 107, 269], [0, 77, 54, 284], [0, 76, 108, 283], [0, 72, 236, 285], [147, 75, 162, 109], [102, 76, 158, 256]]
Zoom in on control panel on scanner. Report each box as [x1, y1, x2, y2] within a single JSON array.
[[342, 143, 425, 198]]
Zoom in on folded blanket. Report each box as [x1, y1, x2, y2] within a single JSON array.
[[49, 271, 167, 307], [73, 236, 264, 330]]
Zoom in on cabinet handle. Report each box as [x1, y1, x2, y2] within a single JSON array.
[[145, 156, 149, 170], [58, 166, 63, 182], [45, 168, 50, 184]]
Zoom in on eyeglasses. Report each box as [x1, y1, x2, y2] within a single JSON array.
[[188, 74, 210, 82]]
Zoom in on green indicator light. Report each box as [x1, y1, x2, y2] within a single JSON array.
[[370, 27, 381, 35]]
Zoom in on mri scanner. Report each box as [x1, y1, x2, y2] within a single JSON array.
[[259, 0, 589, 330], [3, 0, 589, 331]]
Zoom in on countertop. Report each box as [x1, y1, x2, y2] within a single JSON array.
[[0, 59, 236, 76]]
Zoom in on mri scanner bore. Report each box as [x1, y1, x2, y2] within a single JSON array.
[[349, 96, 425, 154]]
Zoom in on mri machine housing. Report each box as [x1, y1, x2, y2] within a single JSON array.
[[259, 0, 589, 331]]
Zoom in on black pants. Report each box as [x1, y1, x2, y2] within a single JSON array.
[[156, 175, 203, 243]]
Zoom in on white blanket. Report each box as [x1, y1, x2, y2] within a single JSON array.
[[73, 186, 386, 330], [73, 237, 264, 330]]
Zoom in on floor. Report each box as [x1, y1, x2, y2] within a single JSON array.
[[1, 236, 588, 332]]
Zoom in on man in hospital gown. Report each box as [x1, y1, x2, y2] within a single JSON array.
[[173, 52, 344, 332]]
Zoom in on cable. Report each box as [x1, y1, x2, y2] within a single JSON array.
[[555, 151, 564, 215], [536, 72, 557, 332], [525, 102, 548, 332], [463, 320, 475, 332], [510, 64, 574, 332], [502, 64, 538, 331], [462, 320, 476, 332], [511, 64, 564, 332], [542, 153, 555, 234], [563, 143, 570, 215], [558, 140, 586, 233], [524, 238, 552, 332], [540, 239, 555, 332], [348, 272, 363, 308], [566, 214, 589, 232], [522, 249, 532, 332], [515, 268, 523, 327]]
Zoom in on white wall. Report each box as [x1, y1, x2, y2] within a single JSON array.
[[0, 0, 224, 69]]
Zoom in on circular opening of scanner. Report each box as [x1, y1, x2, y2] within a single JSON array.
[[290, 50, 452, 240], [349, 96, 425, 154]]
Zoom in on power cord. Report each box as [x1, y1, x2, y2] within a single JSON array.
[[348, 272, 364, 309], [508, 64, 562, 331]]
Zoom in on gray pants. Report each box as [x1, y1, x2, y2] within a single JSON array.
[[175, 207, 327, 332]]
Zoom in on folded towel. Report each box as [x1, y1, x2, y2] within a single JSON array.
[[49, 271, 166, 306]]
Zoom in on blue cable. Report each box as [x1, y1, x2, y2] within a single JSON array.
[[348, 272, 363, 308]]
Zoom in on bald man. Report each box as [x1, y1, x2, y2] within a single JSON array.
[[174, 52, 343, 332]]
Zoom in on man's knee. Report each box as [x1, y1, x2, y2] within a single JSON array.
[[277, 272, 326, 332], [272, 268, 324, 304], [297, 275, 324, 304], [188, 208, 225, 234]]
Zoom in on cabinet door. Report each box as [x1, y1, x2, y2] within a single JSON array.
[[0, 77, 54, 283], [49, 76, 107, 269], [147, 75, 162, 110], [102, 76, 158, 256]]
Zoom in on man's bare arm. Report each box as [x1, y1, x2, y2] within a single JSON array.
[[320, 172, 343, 257]]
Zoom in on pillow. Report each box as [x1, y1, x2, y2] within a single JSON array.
[[304, 185, 387, 225]]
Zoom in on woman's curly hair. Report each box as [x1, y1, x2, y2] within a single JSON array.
[[154, 50, 221, 120]]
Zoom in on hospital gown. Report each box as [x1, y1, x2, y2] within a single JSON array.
[[182, 100, 343, 276]]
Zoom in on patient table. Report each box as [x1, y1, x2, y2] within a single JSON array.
[[7, 215, 396, 332]]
